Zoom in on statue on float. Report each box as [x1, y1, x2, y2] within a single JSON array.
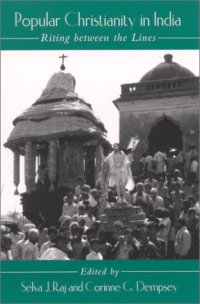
[[102, 143, 134, 203]]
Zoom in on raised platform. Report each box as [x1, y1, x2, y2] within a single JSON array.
[[99, 203, 146, 231]]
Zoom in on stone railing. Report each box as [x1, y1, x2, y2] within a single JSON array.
[[120, 77, 199, 100]]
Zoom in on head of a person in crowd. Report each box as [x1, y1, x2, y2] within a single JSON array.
[[191, 156, 198, 162], [176, 218, 186, 230], [54, 235, 68, 254], [48, 226, 58, 243], [132, 226, 141, 240], [90, 239, 101, 253], [189, 143, 196, 151], [83, 200, 90, 213], [159, 207, 170, 219], [23, 223, 36, 240], [59, 226, 71, 241], [181, 199, 191, 212], [113, 143, 120, 153], [1, 235, 12, 252], [90, 221, 100, 233], [81, 192, 90, 201], [60, 216, 71, 229], [113, 221, 125, 236], [187, 208, 197, 220], [77, 176, 85, 187], [70, 222, 80, 237], [90, 189, 99, 200], [66, 192, 74, 205], [190, 181, 199, 197], [124, 228, 134, 243], [78, 217, 86, 229], [85, 228, 97, 242], [28, 228, 39, 245], [150, 188, 158, 199], [138, 226, 149, 245], [147, 222, 159, 241], [144, 182, 152, 194], [78, 205, 86, 216], [174, 169, 181, 178], [136, 182, 144, 194], [73, 226, 84, 242], [41, 227, 48, 236], [148, 215, 159, 223], [10, 223, 20, 235], [118, 235, 126, 246], [159, 177, 166, 186], [1, 225, 7, 235], [142, 152, 147, 158], [187, 195, 196, 207], [82, 185, 91, 194]]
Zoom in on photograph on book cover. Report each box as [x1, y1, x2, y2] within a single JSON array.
[[0, 0, 199, 303], [1, 50, 199, 262]]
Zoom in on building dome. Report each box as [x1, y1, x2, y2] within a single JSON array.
[[140, 54, 195, 82]]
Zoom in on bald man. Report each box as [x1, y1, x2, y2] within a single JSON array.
[[22, 228, 39, 260]]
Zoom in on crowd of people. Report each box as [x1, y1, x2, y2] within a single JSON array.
[[1, 144, 199, 261]]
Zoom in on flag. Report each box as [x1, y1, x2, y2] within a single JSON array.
[[127, 136, 140, 151]]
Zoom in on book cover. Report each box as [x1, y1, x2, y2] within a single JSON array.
[[1, 1, 199, 304]]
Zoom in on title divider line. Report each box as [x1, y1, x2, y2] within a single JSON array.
[[121, 270, 200, 273], [0, 38, 39, 40], [1, 271, 79, 274], [158, 37, 200, 40]]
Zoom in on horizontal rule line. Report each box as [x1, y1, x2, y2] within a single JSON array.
[[158, 37, 200, 40], [0, 37, 39, 40], [1, 271, 78, 274], [121, 270, 199, 273]]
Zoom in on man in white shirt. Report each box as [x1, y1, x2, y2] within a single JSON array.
[[86, 239, 103, 260], [40, 236, 70, 260], [154, 150, 167, 178], [149, 188, 164, 216], [60, 193, 78, 222], [175, 218, 191, 258], [40, 226, 58, 256], [8, 224, 24, 259]]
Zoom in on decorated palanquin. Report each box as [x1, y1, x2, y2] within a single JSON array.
[[5, 61, 110, 226]]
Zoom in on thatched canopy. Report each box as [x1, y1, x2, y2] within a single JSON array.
[[5, 71, 109, 151]]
